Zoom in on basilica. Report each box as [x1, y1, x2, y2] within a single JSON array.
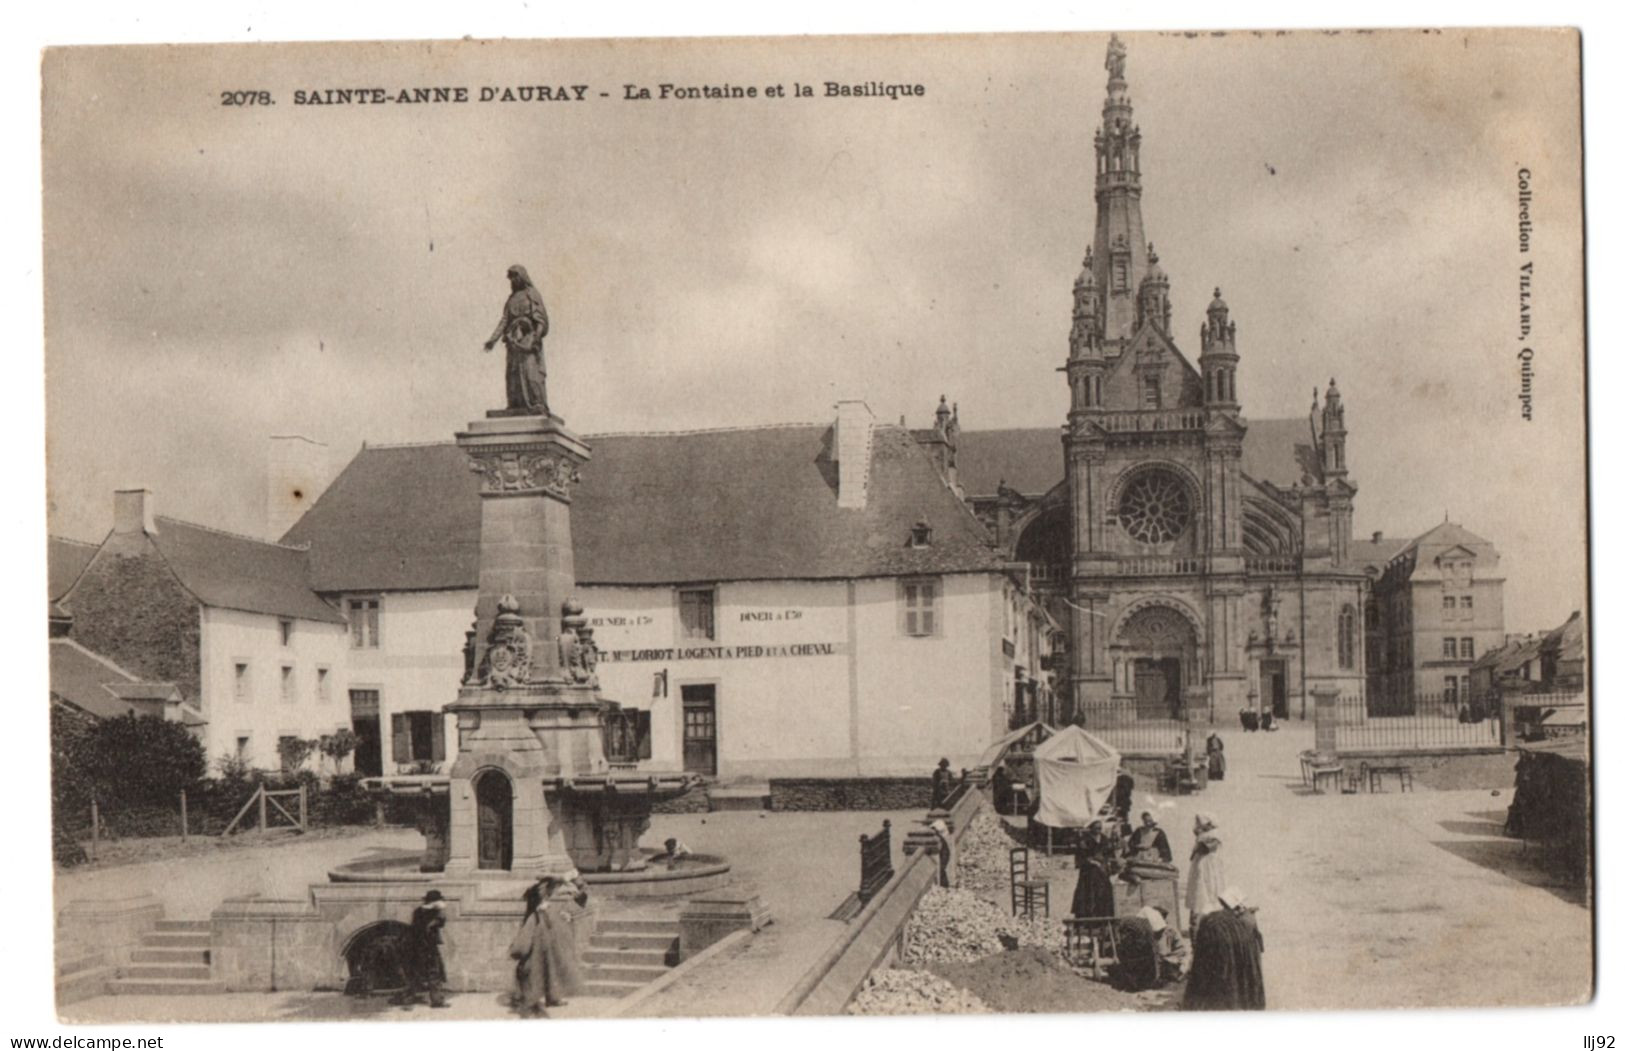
[[955, 37, 1491, 726]]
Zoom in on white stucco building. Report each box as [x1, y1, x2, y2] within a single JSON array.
[[281, 402, 1058, 780]]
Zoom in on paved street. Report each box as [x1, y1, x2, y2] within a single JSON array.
[[60, 730, 1590, 1019], [1111, 722, 1590, 1010]]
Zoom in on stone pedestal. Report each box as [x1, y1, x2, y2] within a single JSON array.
[[444, 414, 602, 880], [677, 889, 773, 961], [1311, 685, 1341, 755]]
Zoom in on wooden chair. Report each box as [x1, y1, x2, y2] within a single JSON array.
[[1009, 847, 1051, 920]]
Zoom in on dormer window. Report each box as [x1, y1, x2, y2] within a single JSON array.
[[909, 519, 933, 547]]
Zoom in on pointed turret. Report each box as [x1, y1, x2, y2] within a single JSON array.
[[1199, 286, 1240, 410], [1135, 245, 1172, 333], [1066, 250, 1107, 415], [1090, 33, 1152, 354], [1321, 377, 1347, 477]]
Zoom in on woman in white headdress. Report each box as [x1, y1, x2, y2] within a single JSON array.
[[1185, 813, 1227, 933], [930, 819, 956, 888]]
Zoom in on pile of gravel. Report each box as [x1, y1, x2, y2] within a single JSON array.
[[847, 967, 993, 1015]]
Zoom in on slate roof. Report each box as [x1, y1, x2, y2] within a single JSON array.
[[147, 518, 346, 624], [1540, 611, 1585, 664], [49, 536, 97, 600], [1380, 520, 1500, 583], [1342, 535, 1411, 575], [953, 416, 1320, 499], [953, 428, 1065, 498], [49, 638, 167, 721], [283, 423, 1006, 592]]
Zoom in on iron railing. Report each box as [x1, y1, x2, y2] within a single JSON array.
[[1077, 699, 1186, 753], [857, 819, 894, 905], [1332, 692, 1500, 751]]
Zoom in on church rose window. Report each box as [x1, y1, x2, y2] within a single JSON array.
[[1118, 469, 1192, 544]]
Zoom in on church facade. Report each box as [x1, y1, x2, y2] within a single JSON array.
[[976, 38, 1382, 726]]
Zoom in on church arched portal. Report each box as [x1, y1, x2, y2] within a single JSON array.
[[1114, 603, 1200, 719]]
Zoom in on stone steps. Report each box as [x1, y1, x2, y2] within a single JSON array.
[[581, 947, 670, 968], [581, 962, 670, 984], [579, 917, 681, 998], [131, 947, 210, 965], [594, 918, 681, 936], [123, 963, 213, 981], [707, 784, 772, 811], [108, 977, 226, 996], [143, 931, 211, 950], [590, 931, 678, 952], [154, 919, 211, 933], [102, 919, 218, 997]]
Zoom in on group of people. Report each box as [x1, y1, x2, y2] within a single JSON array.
[[387, 872, 591, 1018], [1063, 808, 1263, 1009]]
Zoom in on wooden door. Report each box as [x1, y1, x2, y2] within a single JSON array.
[[1134, 658, 1182, 718], [1262, 660, 1289, 719], [682, 685, 718, 775], [475, 770, 513, 870]]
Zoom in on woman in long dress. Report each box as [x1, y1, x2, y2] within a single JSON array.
[[1070, 821, 1116, 919], [1185, 813, 1227, 934], [1184, 888, 1265, 1011], [1206, 733, 1227, 781], [509, 876, 586, 1017]]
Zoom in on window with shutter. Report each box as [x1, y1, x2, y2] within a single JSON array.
[[391, 713, 410, 764], [636, 709, 653, 760], [679, 588, 716, 640], [900, 578, 941, 637]]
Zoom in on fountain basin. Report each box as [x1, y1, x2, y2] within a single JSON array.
[[329, 847, 730, 899]]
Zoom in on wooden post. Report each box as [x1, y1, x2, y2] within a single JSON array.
[[89, 799, 99, 861], [299, 785, 308, 831], [180, 789, 189, 841], [258, 786, 268, 833]]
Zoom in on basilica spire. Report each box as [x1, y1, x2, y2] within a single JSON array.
[[1090, 33, 1151, 354]]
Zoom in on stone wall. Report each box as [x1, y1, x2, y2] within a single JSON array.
[[651, 786, 712, 814], [212, 881, 597, 992], [769, 777, 933, 811]]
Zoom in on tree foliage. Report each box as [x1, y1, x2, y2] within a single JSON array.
[[80, 713, 207, 807]]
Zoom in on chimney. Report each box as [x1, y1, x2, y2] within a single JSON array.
[[267, 435, 331, 540], [833, 400, 874, 510], [113, 487, 157, 536]]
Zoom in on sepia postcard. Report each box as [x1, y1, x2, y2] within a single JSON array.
[[33, 25, 1591, 1036]]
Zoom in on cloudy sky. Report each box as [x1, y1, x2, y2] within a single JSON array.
[[41, 29, 1585, 633]]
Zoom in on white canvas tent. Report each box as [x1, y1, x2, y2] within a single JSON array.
[[1032, 725, 1121, 828], [975, 722, 1056, 769]]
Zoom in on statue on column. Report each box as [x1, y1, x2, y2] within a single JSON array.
[[483, 264, 551, 416], [1105, 34, 1127, 81]]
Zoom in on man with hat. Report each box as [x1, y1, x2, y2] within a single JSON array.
[[396, 889, 450, 1008], [930, 758, 956, 809]]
